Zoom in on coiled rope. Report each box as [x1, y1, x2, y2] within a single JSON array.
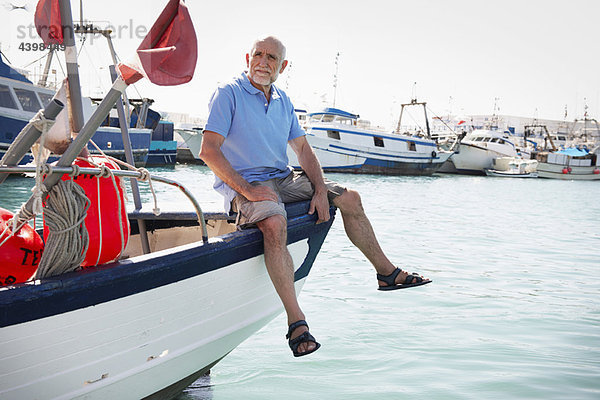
[[35, 179, 90, 278]]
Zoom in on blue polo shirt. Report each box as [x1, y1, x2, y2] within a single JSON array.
[[205, 72, 306, 210]]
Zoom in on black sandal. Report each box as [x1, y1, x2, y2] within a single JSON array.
[[377, 267, 431, 291], [286, 320, 321, 357]]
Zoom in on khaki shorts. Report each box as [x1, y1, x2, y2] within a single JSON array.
[[232, 171, 346, 228]]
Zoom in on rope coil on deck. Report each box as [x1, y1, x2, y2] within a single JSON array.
[[36, 180, 90, 278]]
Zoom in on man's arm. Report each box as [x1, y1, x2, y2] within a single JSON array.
[[289, 136, 330, 223], [199, 131, 278, 202]]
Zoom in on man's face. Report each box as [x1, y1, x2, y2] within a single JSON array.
[[246, 39, 287, 87]]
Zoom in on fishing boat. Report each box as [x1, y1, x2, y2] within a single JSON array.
[[0, 54, 151, 166], [0, 189, 334, 399], [126, 99, 178, 167], [0, 1, 336, 398], [535, 147, 600, 180], [287, 104, 453, 176]]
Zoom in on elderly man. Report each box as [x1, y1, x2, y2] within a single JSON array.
[[199, 36, 430, 358]]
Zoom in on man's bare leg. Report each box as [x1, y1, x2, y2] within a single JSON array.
[[332, 189, 430, 286], [257, 215, 316, 354]]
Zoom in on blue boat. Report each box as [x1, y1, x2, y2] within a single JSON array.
[[129, 102, 178, 167], [0, 55, 151, 167]]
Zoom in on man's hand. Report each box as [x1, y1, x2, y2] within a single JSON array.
[[308, 188, 330, 224]]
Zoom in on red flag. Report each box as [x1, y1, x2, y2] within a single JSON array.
[[118, 0, 197, 86], [34, 0, 63, 45]]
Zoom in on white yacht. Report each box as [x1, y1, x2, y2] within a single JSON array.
[[288, 107, 452, 175], [444, 129, 520, 175]]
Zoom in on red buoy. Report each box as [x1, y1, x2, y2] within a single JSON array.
[[44, 157, 130, 267], [594, 168, 600, 175], [562, 168, 569, 174], [0, 208, 44, 285]]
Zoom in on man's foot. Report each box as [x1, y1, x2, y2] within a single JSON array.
[[377, 267, 431, 291], [286, 320, 321, 357]]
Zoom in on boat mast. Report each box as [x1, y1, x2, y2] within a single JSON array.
[[332, 52, 339, 108], [59, 0, 86, 133], [37, 48, 54, 87]]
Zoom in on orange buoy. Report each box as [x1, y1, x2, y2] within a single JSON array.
[[44, 157, 130, 267], [0, 208, 44, 285]]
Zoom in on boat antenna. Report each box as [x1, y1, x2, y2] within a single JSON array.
[[332, 52, 340, 107], [79, 0, 84, 27], [411, 81, 417, 102]]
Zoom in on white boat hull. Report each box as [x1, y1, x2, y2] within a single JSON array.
[[445, 129, 520, 175], [288, 134, 451, 176], [484, 169, 538, 178], [0, 241, 308, 400], [451, 143, 516, 174], [0, 201, 336, 400]]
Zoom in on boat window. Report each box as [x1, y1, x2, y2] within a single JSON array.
[[490, 138, 499, 143], [14, 88, 42, 112], [322, 115, 335, 123], [37, 92, 54, 107], [327, 130, 340, 140], [374, 136, 384, 147], [474, 137, 484, 141], [0, 84, 17, 109], [483, 137, 491, 142], [407, 140, 416, 151], [498, 139, 505, 144]]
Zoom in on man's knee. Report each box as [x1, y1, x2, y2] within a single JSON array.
[[256, 214, 287, 238], [333, 189, 362, 211]]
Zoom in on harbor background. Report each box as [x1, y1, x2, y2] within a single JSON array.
[[2, 165, 598, 399], [2, 0, 600, 127]]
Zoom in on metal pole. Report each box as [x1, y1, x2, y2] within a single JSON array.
[[110, 65, 151, 254], [105, 34, 130, 126], [423, 103, 431, 139], [0, 99, 64, 184], [38, 49, 55, 87], [59, 0, 85, 132]]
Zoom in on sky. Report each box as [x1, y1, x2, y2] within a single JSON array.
[[1, 0, 599, 129]]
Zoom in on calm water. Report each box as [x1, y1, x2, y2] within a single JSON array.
[[1, 166, 599, 399]]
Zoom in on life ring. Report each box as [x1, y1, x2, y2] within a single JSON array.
[[0, 207, 44, 285], [43, 157, 130, 267]]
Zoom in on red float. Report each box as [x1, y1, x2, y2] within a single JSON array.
[[562, 168, 569, 174], [594, 168, 600, 175], [44, 157, 130, 267], [0, 208, 44, 285]]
